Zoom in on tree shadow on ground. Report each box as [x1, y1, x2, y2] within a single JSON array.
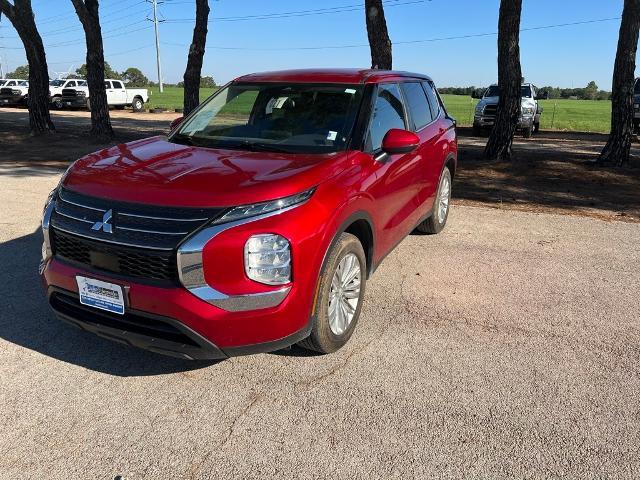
[[0, 229, 219, 376], [454, 129, 640, 221]]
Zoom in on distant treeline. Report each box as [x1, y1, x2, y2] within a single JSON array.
[[440, 81, 612, 101]]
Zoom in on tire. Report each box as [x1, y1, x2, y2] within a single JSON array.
[[132, 97, 144, 112], [634, 120, 640, 134], [522, 126, 533, 138], [298, 233, 367, 354], [533, 122, 540, 133], [472, 124, 481, 136], [416, 167, 452, 235], [86, 98, 91, 111], [52, 96, 63, 110]]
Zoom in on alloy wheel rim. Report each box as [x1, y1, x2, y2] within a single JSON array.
[[438, 174, 451, 224], [328, 253, 361, 336]]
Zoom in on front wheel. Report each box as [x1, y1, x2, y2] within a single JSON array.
[[298, 233, 366, 354], [522, 125, 533, 138], [52, 96, 63, 110], [417, 167, 452, 235]]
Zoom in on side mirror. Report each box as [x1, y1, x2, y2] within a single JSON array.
[[381, 128, 420, 154], [169, 116, 184, 131]]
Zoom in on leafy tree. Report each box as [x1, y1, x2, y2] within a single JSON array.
[[484, 0, 523, 160], [183, 0, 210, 115], [0, 1, 55, 134], [584, 81, 598, 100], [200, 76, 216, 88], [121, 67, 149, 87], [71, 0, 113, 140], [75, 61, 121, 80], [598, 0, 640, 166], [6, 64, 29, 78], [365, 0, 391, 69]]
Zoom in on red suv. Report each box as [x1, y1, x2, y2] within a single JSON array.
[[40, 69, 457, 359]]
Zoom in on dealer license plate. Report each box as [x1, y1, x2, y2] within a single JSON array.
[[76, 276, 125, 315]]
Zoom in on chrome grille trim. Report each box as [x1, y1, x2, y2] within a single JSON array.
[[51, 224, 175, 251], [58, 190, 106, 212], [53, 206, 95, 224], [118, 212, 209, 222]]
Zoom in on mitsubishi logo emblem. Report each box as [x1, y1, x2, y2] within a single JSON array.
[[92, 209, 114, 234]]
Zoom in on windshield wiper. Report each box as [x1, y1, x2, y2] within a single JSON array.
[[231, 140, 294, 153]]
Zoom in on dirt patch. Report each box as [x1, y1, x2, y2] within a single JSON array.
[[454, 128, 640, 223]]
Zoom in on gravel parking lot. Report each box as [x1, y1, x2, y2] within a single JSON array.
[[1, 169, 638, 479]]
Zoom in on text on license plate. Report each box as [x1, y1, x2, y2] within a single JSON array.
[[76, 276, 125, 315]]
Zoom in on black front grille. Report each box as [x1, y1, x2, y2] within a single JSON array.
[[61, 88, 80, 97], [51, 229, 177, 282], [50, 187, 226, 283], [483, 104, 498, 116], [0, 87, 12, 95]]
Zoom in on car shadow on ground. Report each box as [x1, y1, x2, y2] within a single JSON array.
[[0, 229, 220, 376]]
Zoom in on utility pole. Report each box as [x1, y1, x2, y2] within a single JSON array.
[[150, 0, 164, 93]]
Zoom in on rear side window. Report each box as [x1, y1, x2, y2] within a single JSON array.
[[104, 81, 112, 89], [366, 83, 406, 151], [113, 81, 123, 89], [401, 82, 433, 130], [422, 81, 441, 119]]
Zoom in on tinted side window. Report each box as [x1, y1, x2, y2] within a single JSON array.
[[67, 81, 76, 87], [401, 82, 433, 130], [422, 81, 441, 119], [104, 81, 112, 89], [113, 81, 123, 89], [366, 83, 406, 151]]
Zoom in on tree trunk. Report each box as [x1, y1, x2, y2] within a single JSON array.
[[71, 0, 114, 141], [484, 0, 522, 161], [0, 0, 55, 135], [183, 0, 210, 116], [598, 0, 640, 166], [365, 0, 392, 70]]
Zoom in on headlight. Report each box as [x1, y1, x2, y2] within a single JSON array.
[[244, 234, 291, 285], [475, 104, 484, 114], [522, 106, 535, 116], [213, 188, 314, 225], [12, 89, 21, 95], [76, 91, 86, 97]]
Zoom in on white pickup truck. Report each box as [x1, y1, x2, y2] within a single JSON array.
[[49, 79, 87, 109], [0, 79, 29, 106], [60, 79, 149, 111]]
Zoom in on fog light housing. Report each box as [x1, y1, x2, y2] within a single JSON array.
[[244, 234, 291, 285]]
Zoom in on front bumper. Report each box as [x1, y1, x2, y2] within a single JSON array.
[[60, 96, 87, 108], [0, 95, 24, 106], [473, 115, 535, 129], [40, 191, 328, 359]]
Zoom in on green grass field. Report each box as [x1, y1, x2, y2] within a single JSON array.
[[147, 87, 612, 133], [440, 94, 612, 133]]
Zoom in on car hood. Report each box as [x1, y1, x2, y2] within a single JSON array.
[[478, 96, 535, 107], [62, 136, 352, 207]]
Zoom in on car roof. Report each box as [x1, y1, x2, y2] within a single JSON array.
[[234, 68, 433, 85]]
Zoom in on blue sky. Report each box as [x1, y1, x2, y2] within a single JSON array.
[[0, 0, 629, 89]]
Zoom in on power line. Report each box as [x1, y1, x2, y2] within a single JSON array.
[[161, 16, 621, 51], [163, 0, 431, 23]]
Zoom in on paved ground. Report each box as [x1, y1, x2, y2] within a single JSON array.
[[1, 170, 639, 479]]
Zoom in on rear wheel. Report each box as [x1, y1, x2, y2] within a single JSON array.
[[417, 167, 452, 235], [132, 97, 144, 112], [298, 233, 366, 354], [522, 125, 533, 138]]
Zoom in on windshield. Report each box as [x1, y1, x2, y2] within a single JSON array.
[[50, 80, 65, 87], [485, 85, 532, 98], [172, 83, 364, 153], [0, 80, 5, 87]]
